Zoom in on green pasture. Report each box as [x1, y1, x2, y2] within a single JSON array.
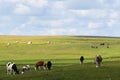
[[0, 36, 119, 80]]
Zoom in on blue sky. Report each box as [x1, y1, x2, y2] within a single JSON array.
[[0, 0, 120, 37]]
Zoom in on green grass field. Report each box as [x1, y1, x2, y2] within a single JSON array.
[[0, 36, 120, 80]]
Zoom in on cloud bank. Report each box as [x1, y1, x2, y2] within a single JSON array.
[[0, 0, 120, 37]]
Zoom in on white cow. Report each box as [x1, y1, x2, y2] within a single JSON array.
[[6, 62, 19, 75], [27, 41, 32, 45]]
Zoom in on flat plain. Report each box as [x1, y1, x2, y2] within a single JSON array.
[[0, 36, 119, 80]]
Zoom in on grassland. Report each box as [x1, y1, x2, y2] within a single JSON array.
[[0, 36, 119, 80]]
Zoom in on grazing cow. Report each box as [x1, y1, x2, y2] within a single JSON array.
[[35, 61, 46, 71], [107, 43, 110, 48], [47, 41, 51, 44], [7, 43, 10, 46], [21, 65, 30, 74], [15, 41, 19, 43], [95, 55, 102, 68], [80, 56, 84, 64], [47, 61, 52, 70], [27, 41, 32, 45], [91, 45, 98, 48], [107, 45, 109, 48], [6, 62, 19, 75], [7, 43, 11, 48], [100, 43, 105, 46]]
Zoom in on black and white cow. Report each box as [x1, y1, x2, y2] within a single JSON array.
[[6, 62, 19, 75], [95, 55, 102, 68]]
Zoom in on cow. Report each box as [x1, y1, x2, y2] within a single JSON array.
[[80, 56, 84, 64], [94, 55, 102, 68], [91, 45, 98, 48], [47, 61, 52, 70], [107, 43, 110, 48], [27, 41, 32, 45], [21, 65, 30, 74], [7, 43, 11, 48], [100, 43, 105, 46], [6, 62, 19, 75], [34, 61, 46, 71]]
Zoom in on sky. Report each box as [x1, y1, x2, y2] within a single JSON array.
[[0, 0, 120, 37]]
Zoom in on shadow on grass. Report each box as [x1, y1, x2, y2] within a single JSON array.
[[0, 60, 120, 80]]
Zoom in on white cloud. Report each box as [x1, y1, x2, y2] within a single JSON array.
[[50, 20, 63, 27], [11, 0, 49, 15], [0, 0, 120, 36], [49, 18, 73, 27], [49, 29, 66, 35], [26, 0, 48, 8], [0, 24, 5, 28], [7, 0, 20, 3], [10, 27, 23, 35], [80, 30, 97, 36], [66, 0, 102, 9], [71, 9, 107, 18], [0, 16, 12, 22], [46, 1, 68, 18], [13, 4, 31, 14], [88, 22, 104, 29], [0, 32, 3, 35], [107, 19, 115, 27], [52, 1, 66, 9], [107, 19, 120, 28], [98, 0, 104, 4], [47, 28, 77, 35], [109, 11, 119, 19], [69, 29, 77, 34]]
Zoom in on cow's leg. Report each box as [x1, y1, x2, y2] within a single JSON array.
[[13, 70, 16, 75], [34, 66, 37, 71], [9, 70, 11, 75], [7, 69, 8, 75], [96, 62, 99, 68], [7, 69, 11, 75], [43, 66, 46, 70], [7, 69, 9, 75], [35, 66, 39, 71]]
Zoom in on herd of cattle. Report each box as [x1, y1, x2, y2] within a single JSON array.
[[80, 54, 102, 68], [6, 61, 52, 75], [91, 42, 110, 48], [6, 54, 102, 75], [5, 42, 105, 75]]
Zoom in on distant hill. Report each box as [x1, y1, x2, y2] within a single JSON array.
[[72, 35, 120, 38]]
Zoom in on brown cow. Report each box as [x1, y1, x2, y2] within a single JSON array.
[[34, 61, 46, 71]]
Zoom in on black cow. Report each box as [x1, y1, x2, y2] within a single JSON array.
[[47, 61, 52, 70], [80, 56, 84, 64]]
